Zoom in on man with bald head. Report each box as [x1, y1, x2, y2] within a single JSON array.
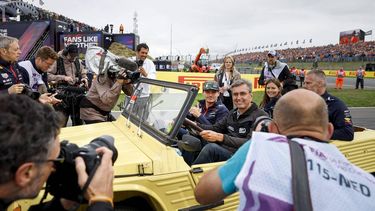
[[304, 69, 353, 141], [194, 89, 375, 211]]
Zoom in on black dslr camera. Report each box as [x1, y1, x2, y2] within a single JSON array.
[[45, 135, 118, 202], [252, 116, 272, 133], [22, 84, 40, 100]]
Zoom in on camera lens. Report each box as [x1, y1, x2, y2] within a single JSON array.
[[82, 135, 118, 163]]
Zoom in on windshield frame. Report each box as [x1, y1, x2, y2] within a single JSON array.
[[121, 77, 198, 145]]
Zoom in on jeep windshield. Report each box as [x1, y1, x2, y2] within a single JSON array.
[[122, 78, 198, 145]]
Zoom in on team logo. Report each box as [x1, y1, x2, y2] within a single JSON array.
[[1, 73, 8, 79], [178, 76, 214, 91], [239, 128, 247, 134]]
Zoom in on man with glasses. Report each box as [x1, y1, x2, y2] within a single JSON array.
[[0, 95, 114, 211], [19, 46, 58, 93], [192, 79, 267, 164], [258, 50, 292, 86]]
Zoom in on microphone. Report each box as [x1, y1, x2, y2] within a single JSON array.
[[117, 57, 138, 71]]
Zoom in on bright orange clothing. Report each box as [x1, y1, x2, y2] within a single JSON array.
[[336, 69, 346, 89]]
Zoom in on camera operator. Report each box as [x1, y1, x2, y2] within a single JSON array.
[[80, 65, 133, 124], [48, 44, 88, 126], [195, 89, 375, 210], [0, 36, 60, 105], [0, 95, 114, 211], [130, 43, 156, 118]]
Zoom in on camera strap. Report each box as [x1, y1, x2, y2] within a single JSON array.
[[78, 155, 102, 203], [288, 138, 313, 211]]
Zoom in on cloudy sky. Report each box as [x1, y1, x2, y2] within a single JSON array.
[[28, 0, 375, 58]]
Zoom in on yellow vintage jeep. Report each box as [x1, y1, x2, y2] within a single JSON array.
[[11, 78, 375, 211]]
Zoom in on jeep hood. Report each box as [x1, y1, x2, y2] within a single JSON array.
[[60, 121, 153, 176]]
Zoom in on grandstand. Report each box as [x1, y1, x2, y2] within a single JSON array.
[[0, 0, 139, 61], [0, 0, 95, 31], [227, 41, 375, 72]]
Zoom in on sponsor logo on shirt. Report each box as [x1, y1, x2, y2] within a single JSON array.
[[239, 127, 247, 134]]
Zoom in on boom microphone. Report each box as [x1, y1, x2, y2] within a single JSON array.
[[117, 57, 138, 71]]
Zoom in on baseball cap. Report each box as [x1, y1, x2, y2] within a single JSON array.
[[66, 44, 78, 57], [268, 50, 277, 57], [203, 81, 219, 91]]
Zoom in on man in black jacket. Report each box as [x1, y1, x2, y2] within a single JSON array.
[[304, 69, 354, 141], [258, 50, 292, 86], [0, 36, 60, 105], [193, 79, 267, 164], [0, 95, 114, 211], [0, 35, 25, 94]]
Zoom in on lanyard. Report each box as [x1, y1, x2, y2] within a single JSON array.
[[9, 65, 19, 83]]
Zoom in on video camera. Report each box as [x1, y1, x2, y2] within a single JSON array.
[[85, 46, 141, 83], [107, 58, 141, 81], [45, 135, 118, 202]]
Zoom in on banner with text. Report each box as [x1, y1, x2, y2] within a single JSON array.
[[155, 72, 263, 93], [59, 32, 103, 54]]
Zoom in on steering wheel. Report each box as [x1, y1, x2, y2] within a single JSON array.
[[183, 118, 203, 137]]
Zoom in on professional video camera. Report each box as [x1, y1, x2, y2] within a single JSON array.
[[85, 46, 140, 83], [21, 84, 40, 100], [44, 135, 118, 202]]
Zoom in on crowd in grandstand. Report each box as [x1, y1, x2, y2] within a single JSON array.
[[233, 41, 375, 64], [2, 1, 96, 32]]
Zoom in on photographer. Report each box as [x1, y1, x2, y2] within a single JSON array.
[[0, 36, 60, 105], [48, 44, 88, 126], [0, 36, 26, 94], [195, 89, 375, 210], [19, 46, 58, 94], [80, 66, 133, 124], [0, 95, 114, 211]]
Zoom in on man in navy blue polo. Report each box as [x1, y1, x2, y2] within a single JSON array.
[[304, 69, 354, 141]]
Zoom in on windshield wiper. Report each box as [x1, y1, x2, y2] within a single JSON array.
[[126, 87, 143, 128], [137, 95, 152, 137]]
